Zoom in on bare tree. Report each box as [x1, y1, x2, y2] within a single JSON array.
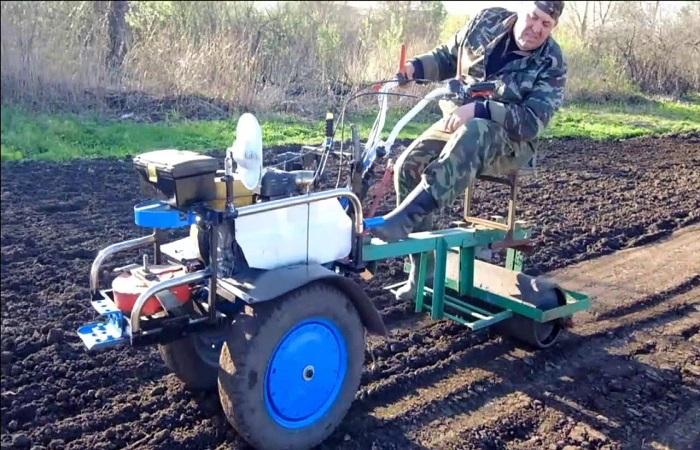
[[106, 1, 129, 74], [568, 1, 618, 41], [569, 0, 590, 40]]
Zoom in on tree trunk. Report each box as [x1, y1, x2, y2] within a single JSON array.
[[106, 1, 129, 74]]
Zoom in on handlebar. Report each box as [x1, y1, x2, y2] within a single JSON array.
[[448, 80, 497, 100], [361, 78, 497, 176]]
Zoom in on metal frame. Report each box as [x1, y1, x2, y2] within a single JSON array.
[[82, 189, 366, 348], [237, 188, 364, 234], [82, 184, 589, 349], [364, 226, 590, 330], [90, 233, 156, 296], [464, 173, 519, 239]]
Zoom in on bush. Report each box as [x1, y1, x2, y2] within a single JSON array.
[[0, 1, 447, 117], [1, 1, 697, 118], [600, 2, 700, 97], [560, 1, 700, 99]]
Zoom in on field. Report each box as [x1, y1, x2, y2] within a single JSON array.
[[1, 129, 699, 449], [2, 0, 700, 448]]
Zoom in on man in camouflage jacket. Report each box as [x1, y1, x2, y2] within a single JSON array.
[[371, 1, 566, 300]]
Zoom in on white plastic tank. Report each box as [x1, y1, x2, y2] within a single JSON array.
[[234, 198, 352, 270]]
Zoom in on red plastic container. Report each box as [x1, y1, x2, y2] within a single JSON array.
[[112, 265, 192, 316]]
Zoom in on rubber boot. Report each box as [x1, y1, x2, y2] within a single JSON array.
[[394, 213, 435, 301], [394, 252, 435, 301], [372, 184, 438, 243]]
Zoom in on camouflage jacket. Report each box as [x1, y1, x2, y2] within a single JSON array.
[[413, 7, 567, 143]]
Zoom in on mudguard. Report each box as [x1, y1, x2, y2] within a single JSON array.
[[218, 264, 388, 336]]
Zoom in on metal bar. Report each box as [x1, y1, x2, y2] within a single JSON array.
[[541, 302, 590, 321], [463, 184, 473, 222], [431, 239, 448, 320], [153, 229, 165, 265], [364, 236, 437, 260], [90, 233, 156, 295], [208, 224, 219, 322], [505, 248, 516, 270], [362, 228, 505, 261], [236, 188, 364, 234], [464, 216, 510, 231], [541, 292, 591, 321], [132, 315, 211, 346], [459, 246, 474, 296], [414, 252, 429, 313], [442, 312, 471, 328], [422, 288, 495, 317], [130, 269, 211, 334], [468, 309, 513, 331], [430, 302, 512, 331], [471, 286, 591, 323], [444, 298, 490, 320], [383, 87, 452, 152], [506, 173, 518, 239], [384, 280, 408, 291], [471, 286, 544, 321], [566, 290, 590, 302]]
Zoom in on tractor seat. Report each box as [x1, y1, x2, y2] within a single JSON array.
[[456, 168, 534, 253]]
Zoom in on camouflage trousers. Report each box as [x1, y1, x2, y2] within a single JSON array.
[[393, 117, 534, 231]]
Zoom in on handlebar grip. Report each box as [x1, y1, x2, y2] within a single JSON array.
[[448, 78, 462, 93], [396, 72, 410, 86], [469, 82, 496, 93], [325, 112, 334, 138]]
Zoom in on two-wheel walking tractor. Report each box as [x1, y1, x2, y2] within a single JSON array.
[[77, 77, 590, 450]]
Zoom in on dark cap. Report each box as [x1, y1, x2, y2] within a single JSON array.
[[534, 1, 565, 21]]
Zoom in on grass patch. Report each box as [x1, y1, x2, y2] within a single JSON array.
[[2, 97, 699, 162], [548, 99, 700, 140], [0, 105, 437, 162]]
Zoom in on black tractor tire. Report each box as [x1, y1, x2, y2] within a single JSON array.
[[158, 335, 219, 391], [217, 281, 365, 450], [158, 302, 227, 391], [496, 276, 567, 349]]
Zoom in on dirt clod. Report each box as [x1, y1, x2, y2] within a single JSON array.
[[46, 329, 63, 345], [11, 434, 30, 449]]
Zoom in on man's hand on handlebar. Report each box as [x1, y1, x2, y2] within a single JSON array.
[[443, 103, 475, 133], [396, 62, 415, 87]]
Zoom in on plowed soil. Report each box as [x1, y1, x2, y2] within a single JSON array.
[[1, 133, 699, 450]]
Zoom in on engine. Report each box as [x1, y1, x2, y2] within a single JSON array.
[[131, 148, 349, 286]]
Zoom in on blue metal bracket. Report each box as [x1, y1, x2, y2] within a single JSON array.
[[134, 200, 197, 229], [76, 294, 129, 351], [363, 216, 385, 229]]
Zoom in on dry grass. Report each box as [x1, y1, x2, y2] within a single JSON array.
[[0, 2, 112, 111], [1, 1, 697, 119], [0, 1, 443, 117]]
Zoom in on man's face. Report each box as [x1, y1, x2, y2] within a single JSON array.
[[513, 4, 557, 51]]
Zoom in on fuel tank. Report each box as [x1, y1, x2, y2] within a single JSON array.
[[112, 265, 192, 315]]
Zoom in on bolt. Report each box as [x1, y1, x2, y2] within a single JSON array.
[[303, 365, 315, 381]]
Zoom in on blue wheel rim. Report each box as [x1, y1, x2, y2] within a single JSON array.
[[264, 317, 348, 429]]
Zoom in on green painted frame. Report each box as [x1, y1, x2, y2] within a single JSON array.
[[363, 226, 590, 330]]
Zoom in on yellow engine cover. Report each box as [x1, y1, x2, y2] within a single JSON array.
[[209, 175, 256, 209]]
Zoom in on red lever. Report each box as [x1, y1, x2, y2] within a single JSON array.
[[398, 43, 407, 75], [373, 44, 408, 92]]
